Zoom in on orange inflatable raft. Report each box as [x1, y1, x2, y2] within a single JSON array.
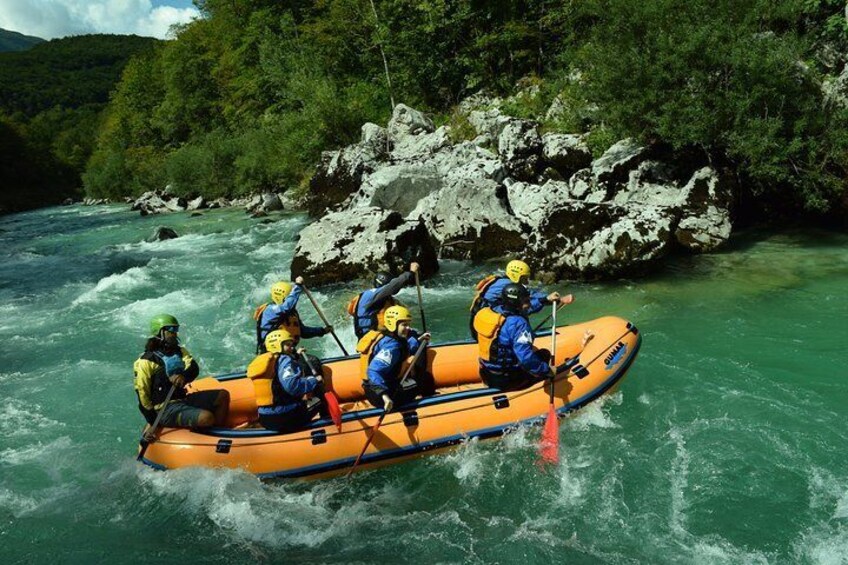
[[139, 316, 641, 478]]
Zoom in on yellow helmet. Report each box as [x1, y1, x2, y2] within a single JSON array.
[[505, 260, 531, 283], [265, 329, 294, 353], [383, 305, 412, 333], [270, 281, 293, 304]]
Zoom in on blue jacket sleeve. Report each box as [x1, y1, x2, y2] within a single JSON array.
[[482, 276, 508, 304], [406, 330, 424, 355], [527, 288, 549, 315], [299, 318, 325, 339], [506, 317, 550, 377], [366, 339, 398, 392], [277, 356, 319, 397], [281, 284, 302, 311], [365, 272, 413, 311]]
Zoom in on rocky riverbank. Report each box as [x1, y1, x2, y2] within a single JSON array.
[[291, 98, 735, 284]]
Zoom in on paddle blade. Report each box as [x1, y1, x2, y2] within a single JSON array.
[[538, 405, 559, 465], [324, 391, 343, 432]]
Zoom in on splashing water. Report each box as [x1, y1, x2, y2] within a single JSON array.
[[0, 205, 846, 563]]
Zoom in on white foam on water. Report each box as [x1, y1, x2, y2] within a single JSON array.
[[554, 453, 590, 509], [0, 371, 25, 384], [795, 526, 848, 565], [689, 536, 771, 564], [836, 490, 848, 520], [247, 241, 292, 261], [106, 290, 221, 330], [565, 393, 622, 431], [72, 267, 153, 306], [441, 437, 485, 485], [0, 436, 72, 466], [0, 399, 65, 438], [0, 487, 39, 515], [137, 466, 355, 549], [668, 427, 691, 537], [508, 515, 567, 548]]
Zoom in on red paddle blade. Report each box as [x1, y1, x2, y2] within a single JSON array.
[[538, 405, 559, 465], [324, 392, 343, 432]]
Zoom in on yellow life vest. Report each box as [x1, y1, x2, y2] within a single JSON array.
[[355, 329, 413, 382], [246, 352, 278, 407], [469, 274, 499, 312], [473, 307, 507, 361], [356, 330, 385, 380]]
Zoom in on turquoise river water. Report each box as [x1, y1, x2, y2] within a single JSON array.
[[0, 205, 846, 564]]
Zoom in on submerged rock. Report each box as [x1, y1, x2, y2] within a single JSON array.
[[149, 226, 178, 241]]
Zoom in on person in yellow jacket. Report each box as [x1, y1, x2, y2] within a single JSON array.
[[134, 314, 229, 438]]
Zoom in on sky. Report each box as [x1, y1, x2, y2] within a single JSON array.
[[0, 0, 201, 40]]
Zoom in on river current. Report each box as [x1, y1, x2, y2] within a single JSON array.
[[0, 205, 846, 563]]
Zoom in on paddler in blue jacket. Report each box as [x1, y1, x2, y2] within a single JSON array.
[[469, 260, 573, 338], [348, 262, 419, 338], [248, 329, 326, 432], [474, 284, 556, 391], [254, 275, 333, 352], [357, 306, 433, 412]]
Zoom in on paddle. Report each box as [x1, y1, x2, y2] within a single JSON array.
[[414, 270, 427, 333], [301, 352, 343, 432], [347, 341, 428, 477], [539, 301, 559, 465], [136, 382, 178, 461], [532, 294, 574, 333], [301, 283, 349, 356]]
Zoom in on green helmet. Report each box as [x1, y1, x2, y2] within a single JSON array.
[[149, 313, 179, 336]]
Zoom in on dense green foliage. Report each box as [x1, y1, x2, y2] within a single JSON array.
[[0, 28, 44, 52], [0, 34, 158, 212], [574, 0, 848, 212], [2, 2, 845, 216], [83, 0, 848, 216]]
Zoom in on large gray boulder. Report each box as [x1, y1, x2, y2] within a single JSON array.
[[505, 179, 572, 228], [674, 167, 733, 251], [361, 163, 444, 216], [409, 177, 527, 260], [391, 125, 452, 161], [306, 123, 390, 217], [592, 139, 649, 186], [498, 119, 543, 181], [533, 203, 675, 279], [388, 104, 434, 138], [290, 207, 437, 285], [467, 107, 512, 144], [542, 133, 592, 178], [431, 142, 507, 184], [131, 190, 185, 216]]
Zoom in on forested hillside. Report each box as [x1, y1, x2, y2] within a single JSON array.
[[0, 28, 44, 52], [82, 0, 848, 220], [0, 34, 158, 213]]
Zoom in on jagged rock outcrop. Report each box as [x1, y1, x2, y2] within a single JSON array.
[[294, 99, 737, 284], [498, 119, 543, 181], [290, 207, 438, 285], [410, 177, 527, 260], [307, 123, 389, 216], [131, 191, 186, 216]]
